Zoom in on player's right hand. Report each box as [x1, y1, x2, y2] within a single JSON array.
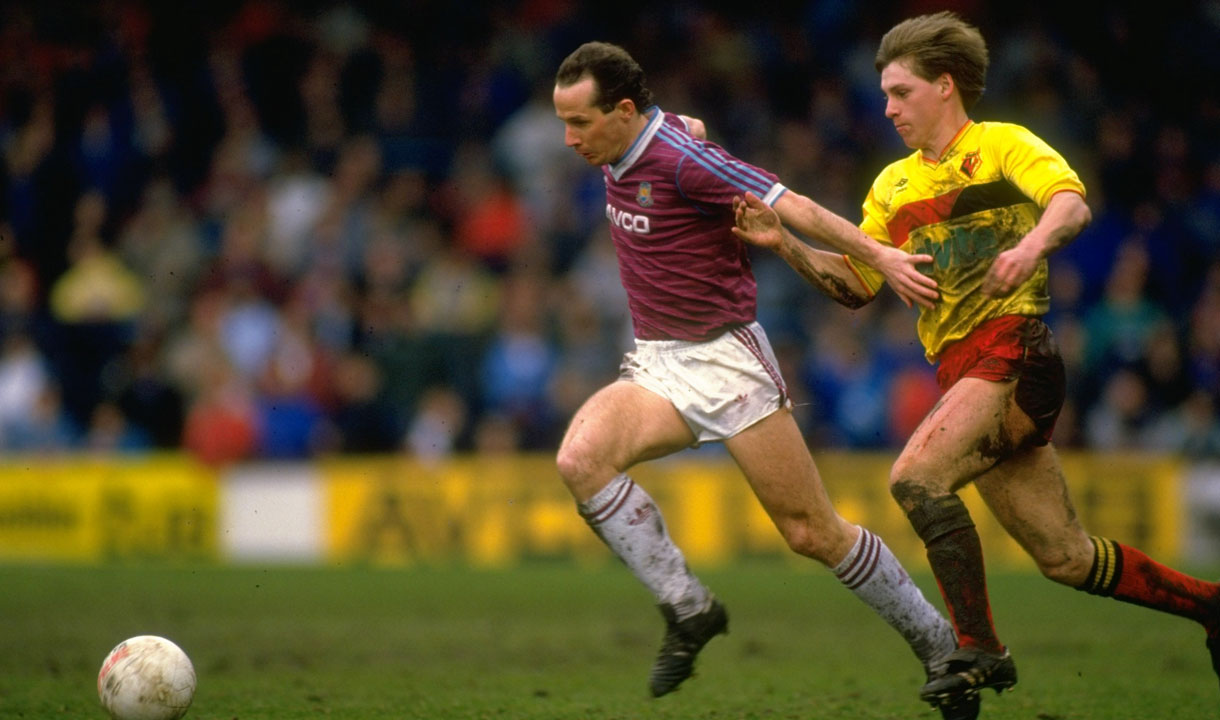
[[731, 192, 784, 250], [875, 245, 939, 309]]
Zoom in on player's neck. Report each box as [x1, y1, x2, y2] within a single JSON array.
[[612, 113, 652, 164], [922, 110, 972, 162]]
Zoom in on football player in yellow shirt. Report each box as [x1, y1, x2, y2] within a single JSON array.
[[733, 9, 1220, 715]]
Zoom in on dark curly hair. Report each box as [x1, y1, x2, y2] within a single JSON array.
[[555, 41, 654, 113]]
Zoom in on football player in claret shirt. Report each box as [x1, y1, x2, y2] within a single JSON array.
[[551, 41, 979, 718], [733, 10, 1220, 714]]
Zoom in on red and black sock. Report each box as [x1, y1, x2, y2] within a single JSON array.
[[1078, 536, 1220, 635], [907, 494, 1004, 653]]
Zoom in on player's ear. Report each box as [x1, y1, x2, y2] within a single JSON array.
[[938, 73, 954, 100]]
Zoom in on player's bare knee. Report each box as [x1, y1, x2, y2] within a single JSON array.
[[556, 439, 621, 502], [555, 441, 594, 488], [889, 452, 913, 485], [890, 474, 933, 513]]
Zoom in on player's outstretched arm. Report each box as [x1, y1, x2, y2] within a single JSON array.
[[770, 191, 939, 309], [983, 190, 1091, 297], [733, 193, 873, 309]]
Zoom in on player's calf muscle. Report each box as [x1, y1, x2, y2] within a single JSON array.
[[1033, 545, 1092, 586], [997, 511, 1093, 585]]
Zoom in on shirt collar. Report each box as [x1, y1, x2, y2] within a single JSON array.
[[922, 119, 974, 165], [609, 106, 663, 180]]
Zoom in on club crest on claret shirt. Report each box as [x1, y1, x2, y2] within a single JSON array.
[[636, 181, 654, 207], [960, 150, 981, 178]]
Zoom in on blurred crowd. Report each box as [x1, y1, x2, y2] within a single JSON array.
[[0, 0, 1217, 464]]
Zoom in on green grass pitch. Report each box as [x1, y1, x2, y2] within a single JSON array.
[[0, 562, 1215, 719]]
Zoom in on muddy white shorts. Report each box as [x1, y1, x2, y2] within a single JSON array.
[[620, 321, 791, 444]]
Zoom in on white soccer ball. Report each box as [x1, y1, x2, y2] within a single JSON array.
[[97, 635, 196, 720]]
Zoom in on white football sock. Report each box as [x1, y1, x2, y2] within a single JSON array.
[[833, 526, 957, 673], [579, 474, 711, 619]]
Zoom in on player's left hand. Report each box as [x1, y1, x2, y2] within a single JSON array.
[[982, 243, 1039, 297]]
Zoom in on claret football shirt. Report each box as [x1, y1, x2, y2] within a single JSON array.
[[601, 107, 787, 342]]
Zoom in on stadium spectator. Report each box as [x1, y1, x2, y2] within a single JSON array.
[[301, 135, 382, 279], [251, 287, 334, 459], [1143, 389, 1220, 459], [1081, 240, 1169, 379], [1188, 261, 1220, 396], [2, 382, 77, 454], [360, 168, 432, 291], [82, 401, 151, 454], [561, 226, 631, 347], [401, 228, 499, 410], [47, 190, 146, 426], [116, 176, 206, 328], [550, 41, 962, 716], [2, 89, 60, 279], [470, 411, 521, 456], [48, 192, 146, 325], [264, 150, 331, 278], [0, 332, 53, 444], [163, 290, 229, 400], [801, 317, 891, 447], [732, 11, 1220, 712], [327, 350, 404, 454], [0, 227, 41, 342], [405, 384, 469, 461], [491, 81, 587, 252], [546, 274, 626, 433], [253, 367, 327, 460], [197, 89, 278, 237], [478, 270, 559, 449], [1084, 367, 1154, 450], [181, 358, 259, 466], [1136, 323, 1193, 413], [449, 142, 536, 274], [107, 330, 185, 449]]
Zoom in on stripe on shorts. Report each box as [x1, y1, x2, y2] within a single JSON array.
[[731, 325, 788, 405]]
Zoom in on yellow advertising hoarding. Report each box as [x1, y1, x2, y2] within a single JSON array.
[[0, 451, 1181, 567], [324, 456, 606, 566], [323, 452, 1183, 569], [0, 456, 218, 562]]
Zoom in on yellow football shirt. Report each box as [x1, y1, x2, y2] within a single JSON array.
[[847, 121, 1085, 361]]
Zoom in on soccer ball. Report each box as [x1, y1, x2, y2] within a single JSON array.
[[97, 635, 196, 720]]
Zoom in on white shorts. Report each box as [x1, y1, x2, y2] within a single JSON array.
[[620, 321, 791, 444]]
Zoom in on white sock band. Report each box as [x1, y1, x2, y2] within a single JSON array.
[[579, 474, 710, 618], [834, 526, 956, 671]]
